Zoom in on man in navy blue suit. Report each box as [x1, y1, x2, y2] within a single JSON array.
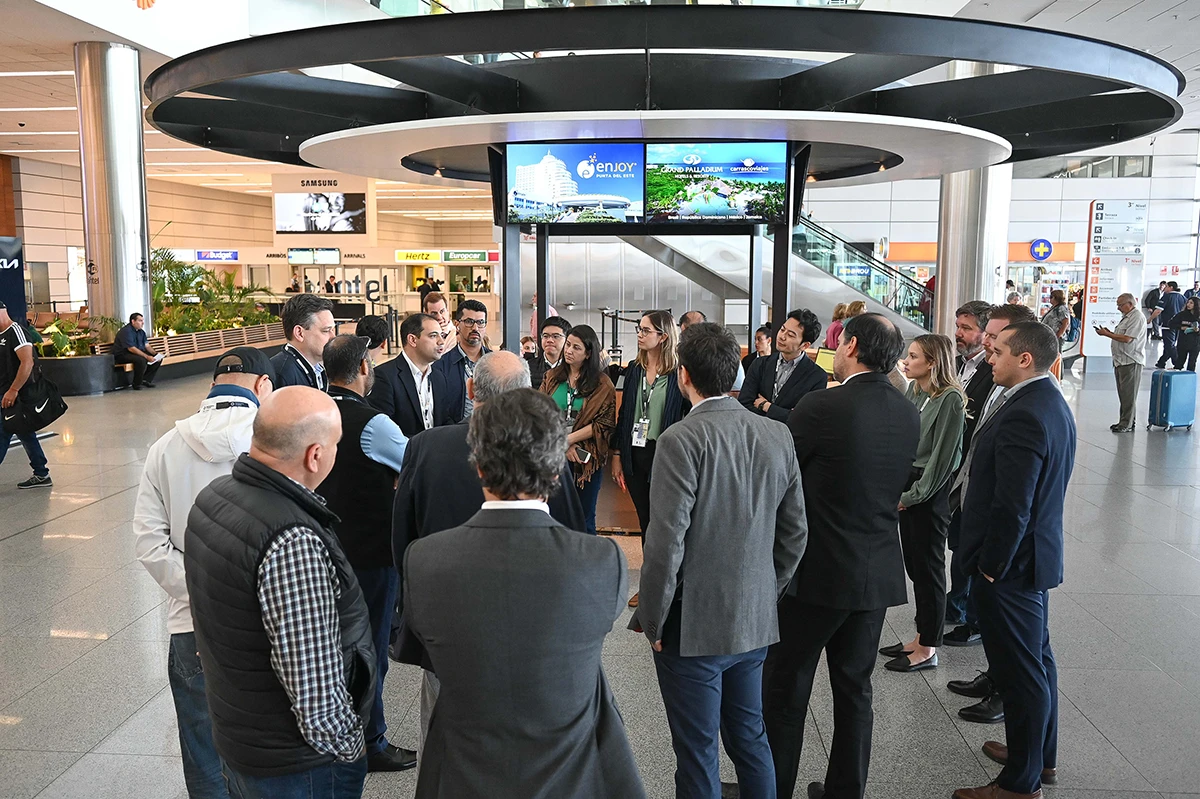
[[953, 322, 1076, 799]]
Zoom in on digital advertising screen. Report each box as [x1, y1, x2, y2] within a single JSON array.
[[645, 142, 788, 223], [275, 192, 368, 234], [506, 142, 644, 224]]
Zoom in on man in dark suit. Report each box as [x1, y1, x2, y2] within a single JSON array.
[[392, 350, 585, 761], [953, 322, 1076, 799], [369, 313, 450, 437], [767, 313, 920, 799], [526, 315, 571, 390], [403, 389, 644, 799], [630, 322, 808, 798], [740, 308, 826, 421], [433, 299, 491, 422], [269, 293, 336, 390]]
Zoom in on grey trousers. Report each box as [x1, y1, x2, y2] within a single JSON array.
[[1115, 363, 1142, 428]]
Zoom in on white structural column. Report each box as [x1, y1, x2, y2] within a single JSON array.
[[74, 42, 152, 327], [934, 62, 1014, 335]]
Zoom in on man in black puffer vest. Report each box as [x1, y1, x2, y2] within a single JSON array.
[[318, 335, 417, 774], [185, 386, 375, 799]]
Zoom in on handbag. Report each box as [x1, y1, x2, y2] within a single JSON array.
[[3, 362, 68, 435]]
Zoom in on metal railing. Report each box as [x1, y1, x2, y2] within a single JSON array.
[[371, 0, 864, 19]]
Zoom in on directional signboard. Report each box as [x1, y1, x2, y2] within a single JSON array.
[[1081, 200, 1148, 358]]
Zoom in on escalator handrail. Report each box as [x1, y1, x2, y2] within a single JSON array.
[[793, 215, 927, 296]]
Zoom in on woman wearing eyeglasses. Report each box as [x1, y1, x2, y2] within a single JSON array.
[[612, 310, 685, 608]]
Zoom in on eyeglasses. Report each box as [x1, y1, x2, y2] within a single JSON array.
[[636, 326, 663, 336], [460, 318, 487, 329], [541, 332, 565, 341]]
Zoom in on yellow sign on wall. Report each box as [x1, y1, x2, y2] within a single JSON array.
[[394, 250, 441, 263]]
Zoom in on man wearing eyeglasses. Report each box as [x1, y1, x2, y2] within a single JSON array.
[[528, 316, 573, 389], [433, 299, 492, 422]]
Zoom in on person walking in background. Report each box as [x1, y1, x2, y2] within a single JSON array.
[[824, 303, 848, 350], [1168, 296, 1200, 372], [114, 312, 164, 390], [527, 316, 572, 389], [1094, 293, 1148, 431], [1040, 290, 1071, 343], [953, 323, 1076, 799], [1150, 281, 1186, 367], [743, 323, 773, 372], [0, 300, 52, 489], [271, 293, 336, 390], [740, 308, 826, 422], [879, 334, 966, 674], [631, 322, 807, 799], [404, 389, 644, 799], [766, 313, 920, 799], [611, 309, 685, 609], [540, 324, 616, 536], [133, 347, 275, 798], [529, 292, 558, 342], [1144, 281, 1166, 340]]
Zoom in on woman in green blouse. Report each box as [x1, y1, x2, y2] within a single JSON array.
[[879, 333, 966, 674]]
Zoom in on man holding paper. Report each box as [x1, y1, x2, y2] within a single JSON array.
[[115, 312, 164, 389]]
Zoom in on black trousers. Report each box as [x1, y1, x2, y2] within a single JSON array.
[[898, 478, 952, 647], [763, 596, 888, 799], [114, 352, 161, 387], [1178, 332, 1200, 371], [627, 441, 656, 538]]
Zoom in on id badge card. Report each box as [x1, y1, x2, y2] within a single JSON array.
[[632, 418, 651, 448]]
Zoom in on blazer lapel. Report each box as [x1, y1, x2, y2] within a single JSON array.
[[763, 355, 779, 398], [398, 361, 422, 418]]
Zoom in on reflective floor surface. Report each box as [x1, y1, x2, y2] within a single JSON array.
[[2, 363, 1200, 799]]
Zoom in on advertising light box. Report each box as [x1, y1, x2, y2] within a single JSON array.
[[275, 192, 367, 234], [646, 142, 787, 223], [507, 142, 644, 224]]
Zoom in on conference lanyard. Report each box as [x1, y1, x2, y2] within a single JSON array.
[[285, 344, 324, 391]]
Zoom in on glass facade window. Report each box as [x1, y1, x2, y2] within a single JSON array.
[[1011, 154, 1153, 179]]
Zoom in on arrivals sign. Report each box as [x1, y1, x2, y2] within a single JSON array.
[[1081, 200, 1148, 358], [0, 237, 25, 324]]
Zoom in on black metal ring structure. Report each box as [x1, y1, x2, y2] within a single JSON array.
[[145, 5, 1184, 182]]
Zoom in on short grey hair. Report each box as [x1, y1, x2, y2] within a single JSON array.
[[1007, 292, 1023, 304], [468, 389, 565, 500], [472, 350, 531, 403], [1118, 292, 1136, 304]]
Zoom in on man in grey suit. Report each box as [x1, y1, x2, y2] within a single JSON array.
[[404, 389, 644, 799], [631, 322, 808, 799]]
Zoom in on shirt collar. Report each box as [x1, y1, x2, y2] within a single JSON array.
[[401, 350, 430, 381], [691, 394, 728, 410], [284, 342, 318, 371], [963, 348, 987, 368], [1001, 373, 1050, 397], [839, 369, 871, 384], [206, 384, 260, 406], [481, 499, 550, 513]]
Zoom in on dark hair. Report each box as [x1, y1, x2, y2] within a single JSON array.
[[281, 294, 334, 342], [322, 334, 370, 385], [400, 312, 436, 347], [956, 300, 992, 328], [422, 291, 447, 311], [456, 299, 488, 321], [841, 313, 905, 373], [1168, 281, 1180, 291], [988, 303, 1037, 326], [129, 312, 142, 323], [1001, 321, 1060, 372], [678, 322, 740, 397], [355, 315, 389, 349], [680, 310, 707, 327], [786, 308, 822, 346], [539, 316, 572, 336], [468, 389, 565, 500], [755, 324, 773, 337], [546, 324, 604, 395]]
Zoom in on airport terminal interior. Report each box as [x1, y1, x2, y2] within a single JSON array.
[[4, 0, 1200, 797]]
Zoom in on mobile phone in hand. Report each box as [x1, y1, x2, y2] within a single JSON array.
[[574, 446, 592, 464]]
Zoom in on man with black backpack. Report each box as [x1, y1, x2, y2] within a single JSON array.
[[0, 299, 52, 489]]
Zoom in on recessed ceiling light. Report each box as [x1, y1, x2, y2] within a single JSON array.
[[0, 148, 75, 153], [0, 107, 76, 112], [0, 70, 73, 78], [152, 173, 245, 178], [1, 130, 77, 136]]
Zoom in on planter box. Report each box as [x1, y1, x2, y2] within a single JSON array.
[[38, 355, 118, 396]]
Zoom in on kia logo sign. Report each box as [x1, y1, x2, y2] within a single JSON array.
[[0, 258, 19, 270]]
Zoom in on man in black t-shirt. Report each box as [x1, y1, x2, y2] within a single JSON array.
[[114, 312, 162, 389], [0, 300, 52, 488]]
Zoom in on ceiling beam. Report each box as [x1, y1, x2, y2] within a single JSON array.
[[355, 57, 519, 114], [780, 54, 949, 111], [196, 73, 428, 126]]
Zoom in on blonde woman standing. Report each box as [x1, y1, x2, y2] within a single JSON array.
[[880, 333, 966, 673]]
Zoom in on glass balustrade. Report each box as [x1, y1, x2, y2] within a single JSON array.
[[372, 0, 864, 18]]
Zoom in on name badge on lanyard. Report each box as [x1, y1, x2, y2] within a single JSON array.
[[564, 385, 580, 425], [632, 376, 656, 448]]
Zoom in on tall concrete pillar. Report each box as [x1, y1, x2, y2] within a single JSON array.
[[933, 62, 1013, 336], [74, 42, 151, 328]]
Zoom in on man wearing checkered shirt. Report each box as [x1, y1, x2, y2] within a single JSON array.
[[185, 386, 376, 799]]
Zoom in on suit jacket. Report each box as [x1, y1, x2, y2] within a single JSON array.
[[369, 354, 451, 438], [629, 396, 808, 657], [959, 377, 1076, 591], [786, 372, 920, 610], [612, 362, 687, 477], [739, 352, 827, 422], [391, 423, 586, 669], [269, 344, 325, 390], [960, 357, 995, 459], [433, 344, 492, 423], [404, 508, 645, 799]]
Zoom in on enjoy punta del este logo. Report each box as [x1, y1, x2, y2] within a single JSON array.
[[577, 152, 638, 180]]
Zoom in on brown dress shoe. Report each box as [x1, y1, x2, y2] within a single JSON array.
[[953, 783, 1042, 799], [982, 741, 1058, 785], [627, 592, 639, 608]]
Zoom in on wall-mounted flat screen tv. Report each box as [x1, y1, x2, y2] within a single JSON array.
[[506, 142, 644, 224], [645, 142, 788, 223], [275, 192, 367, 234], [287, 248, 341, 266]]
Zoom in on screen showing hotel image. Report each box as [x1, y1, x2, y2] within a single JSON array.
[[275, 192, 368, 234], [646, 142, 788, 223], [506, 142, 644, 224]]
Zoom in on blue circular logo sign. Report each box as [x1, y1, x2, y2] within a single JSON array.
[[1030, 239, 1053, 262]]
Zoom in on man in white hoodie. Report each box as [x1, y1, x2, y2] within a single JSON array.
[[133, 347, 275, 798]]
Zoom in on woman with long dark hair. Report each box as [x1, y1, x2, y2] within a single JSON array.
[[540, 325, 616, 536], [612, 310, 685, 608], [1171, 296, 1200, 371], [879, 333, 966, 673]]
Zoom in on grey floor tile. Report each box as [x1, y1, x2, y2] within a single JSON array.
[[4, 568, 166, 640], [34, 752, 186, 799], [0, 636, 101, 708], [1071, 593, 1200, 672], [37, 522, 140, 571], [94, 687, 181, 757], [0, 565, 114, 635], [1047, 592, 1161, 671], [108, 602, 171, 643], [0, 750, 83, 799]]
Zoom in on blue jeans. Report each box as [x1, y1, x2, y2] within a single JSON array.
[[353, 566, 396, 755], [221, 759, 367, 799], [167, 632, 230, 798], [576, 468, 603, 535], [0, 413, 49, 477], [653, 611, 775, 799]]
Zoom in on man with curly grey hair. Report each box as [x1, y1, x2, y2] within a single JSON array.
[[401, 389, 644, 799]]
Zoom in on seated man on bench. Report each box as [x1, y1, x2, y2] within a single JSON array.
[[114, 312, 163, 389]]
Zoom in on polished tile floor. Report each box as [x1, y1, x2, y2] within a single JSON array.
[[2, 363, 1200, 799]]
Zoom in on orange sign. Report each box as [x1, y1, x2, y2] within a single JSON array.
[[136, 0, 156, 9]]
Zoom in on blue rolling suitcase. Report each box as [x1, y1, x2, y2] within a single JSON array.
[[1148, 370, 1196, 431]]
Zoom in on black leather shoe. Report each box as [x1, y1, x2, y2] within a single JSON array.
[[367, 743, 417, 772], [879, 642, 911, 658], [807, 782, 826, 799], [720, 783, 740, 799], [885, 652, 937, 672], [944, 625, 983, 647], [948, 671, 993, 698], [959, 693, 1005, 724]]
